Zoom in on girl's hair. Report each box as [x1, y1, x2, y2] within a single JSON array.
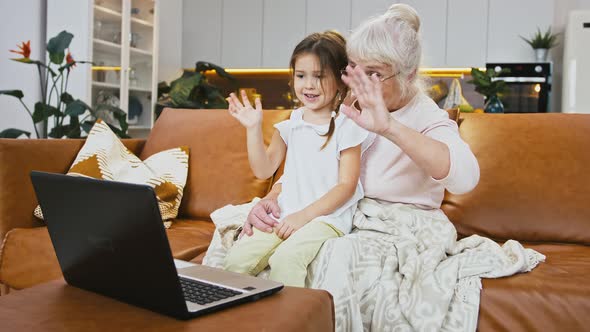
[[289, 30, 348, 149], [347, 3, 426, 100]]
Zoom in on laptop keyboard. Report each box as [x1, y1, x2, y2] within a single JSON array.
[[179, 276, 243, 305]]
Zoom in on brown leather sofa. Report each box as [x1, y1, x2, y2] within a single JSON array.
[[1, 109, 589, 330]]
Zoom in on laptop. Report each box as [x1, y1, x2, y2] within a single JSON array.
[[30, 171, 283, 320]]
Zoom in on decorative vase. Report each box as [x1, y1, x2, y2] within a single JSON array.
[[484, 95, 504, 113], [534, 48, 548, 62]]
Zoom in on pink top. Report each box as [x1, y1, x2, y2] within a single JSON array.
[[360, 93, 480, 209]]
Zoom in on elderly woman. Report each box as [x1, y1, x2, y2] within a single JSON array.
[[207, 4, 543, 331], [242, 3, 479, 237]]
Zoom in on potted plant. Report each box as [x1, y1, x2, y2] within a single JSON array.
[[520, 27, 559, 62], [467, 67, 510, 113], [0, 31, 128, 139], [156, 61, 236, 118]]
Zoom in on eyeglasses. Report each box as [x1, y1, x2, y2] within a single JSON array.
[[340, 69, 400, 82]]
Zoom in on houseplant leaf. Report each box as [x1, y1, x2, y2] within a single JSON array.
[[0, 90, 24, 99], [195, 61, 235, 82], [81, 121, 94, 134], [65, 116, 81, 138], [64, 99, 90, 117], [201, 83, 229, 109], [47, 30, 73, 65], [94, 104, 128, 134], [32, 102, 59, 123], [48, 124, 67, 138], [169, 73, 202, 107], [61, 92, 74, 105], [0, 128, 31, 138]]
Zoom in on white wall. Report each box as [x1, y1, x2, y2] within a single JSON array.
[[551, 0, 590, 112], [159, 0, 183, 82], [0, 0, 46, 137], [46, 0, 92, 111]]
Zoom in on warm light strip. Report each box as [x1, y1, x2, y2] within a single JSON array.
[[92, 66, 121, 71], [193, 67, 486, 76], [427, 74, 465, 78]]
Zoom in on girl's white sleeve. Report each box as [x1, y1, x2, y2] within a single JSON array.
[[336, 116, 371, 158], [273, 120, 291, 145]]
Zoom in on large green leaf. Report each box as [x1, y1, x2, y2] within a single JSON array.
[[195, 61, 236, 82], [64, 100, 90, 117], [47, 31, 74, 65], [107, 123, 130, 138], [94, 104, 128, 135], [81, 121, 94, 134], [65, 116, 81, 138], [201, 83, 228, 108], [169, 73, 202, 107], [61, 92, 74, 105], [0, 90, 24, 99], [0, 128, 31, 138], [48, 124, 67, 138], [32, 102, 59, 123]]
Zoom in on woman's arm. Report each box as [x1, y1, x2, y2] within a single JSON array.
[[276, 145, 361, 239], [383, 120, 450, 180], [340, 65, 452, 181]]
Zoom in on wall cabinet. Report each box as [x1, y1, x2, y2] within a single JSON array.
[[181, 0, 555, 69], [446, 0, 488, 67], [48, 0, 159, 132]]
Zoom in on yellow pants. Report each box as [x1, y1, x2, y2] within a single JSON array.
[[224, 220, 342, 287]]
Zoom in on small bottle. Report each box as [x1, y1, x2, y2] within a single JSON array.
[[95, 61, 106, 82], [129, 68, 138, 87]]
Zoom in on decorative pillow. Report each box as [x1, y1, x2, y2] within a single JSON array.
[[34, 119, 189, 228]]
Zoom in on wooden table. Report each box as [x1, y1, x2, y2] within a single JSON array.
[[0, 280, 334, 331]]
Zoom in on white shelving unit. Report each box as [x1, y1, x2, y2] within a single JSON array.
[[90, 0, 159, 131]]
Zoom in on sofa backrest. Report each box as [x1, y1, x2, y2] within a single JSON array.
[[442, 113, 590, 245], [140, 108, 291, 220]]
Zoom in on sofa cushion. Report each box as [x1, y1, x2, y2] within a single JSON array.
[[443, 113, 590, 244], [478, 243, 590, 331], [0, 220, 215, 289], [141, 108, 291, 220], [33, 120, 189, 226], [0, 138, 145, 242]]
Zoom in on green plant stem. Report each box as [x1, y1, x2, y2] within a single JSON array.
[[18, 98, 40, 138], [58, 72, 65, 126], [79, 113, 92, 124], [61, 70, 71, 126], [36, 64, 45, 103], [46, 71, 62, 128], [43, 66, 51, 138]]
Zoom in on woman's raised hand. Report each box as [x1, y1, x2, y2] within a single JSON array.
[[228, 90, 263, 129], [340, 65, 392, 135]]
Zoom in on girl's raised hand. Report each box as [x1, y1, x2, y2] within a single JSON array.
[[340, 65, 392, 135], [227, 90, 263, 129]]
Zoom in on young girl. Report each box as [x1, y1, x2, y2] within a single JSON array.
[[223, 31, 369, 287]]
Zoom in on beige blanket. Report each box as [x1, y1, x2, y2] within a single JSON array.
[[203, 198, 545, 332]]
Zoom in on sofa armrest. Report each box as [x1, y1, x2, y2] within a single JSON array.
[[0, 138, 145, 240]]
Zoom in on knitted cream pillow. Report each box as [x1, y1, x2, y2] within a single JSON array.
[[34, 119, 189, 228]]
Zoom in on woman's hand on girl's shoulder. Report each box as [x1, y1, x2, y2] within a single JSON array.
[[275, 211, 309, 239], [227, 90, 263, 129]]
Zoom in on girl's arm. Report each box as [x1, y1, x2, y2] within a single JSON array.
[[276, 145, 361, 239], [246, 129, 286, 180], [228, 90, 286, 179]]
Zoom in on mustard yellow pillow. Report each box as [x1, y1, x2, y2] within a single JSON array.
[[34, 119, 189, 228]]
